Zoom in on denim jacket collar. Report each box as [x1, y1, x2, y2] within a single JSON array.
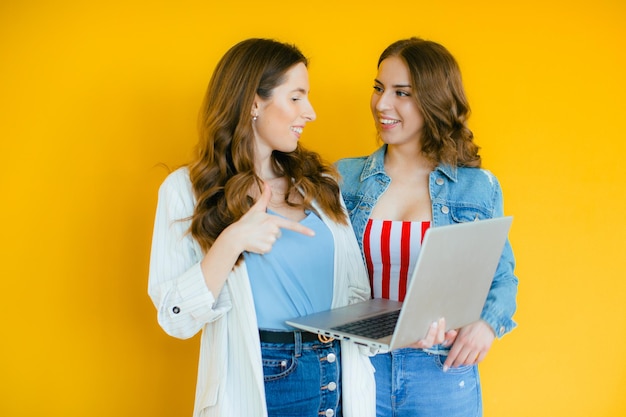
[[360, 145, 387, 181], [361, 144, 458, 183]]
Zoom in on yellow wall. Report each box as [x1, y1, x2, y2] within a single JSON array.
[[1, 1, 624, 416]]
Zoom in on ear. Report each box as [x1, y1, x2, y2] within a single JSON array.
[[251, 95, 261, 118]]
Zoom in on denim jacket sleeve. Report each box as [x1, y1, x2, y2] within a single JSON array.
[[479, 175, 518, 337]]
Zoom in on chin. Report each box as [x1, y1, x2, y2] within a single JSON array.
[[275, 145, 298, 154]]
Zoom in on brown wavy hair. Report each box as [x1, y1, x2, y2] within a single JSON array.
[[188, 38, 346, 253], [378, 38, 481, 167]]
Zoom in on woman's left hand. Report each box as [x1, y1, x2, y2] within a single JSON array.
[[408, 318, 457, 349], [408, 317, 446, 349], [442, 320, 495, 372]]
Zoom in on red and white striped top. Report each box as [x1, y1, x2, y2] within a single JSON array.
[[363, 219, 431, 301]]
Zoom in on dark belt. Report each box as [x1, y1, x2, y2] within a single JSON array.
[[259, 329, 334, 344]]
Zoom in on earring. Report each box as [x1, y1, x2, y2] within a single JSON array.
[[252, 115, 258, 122]]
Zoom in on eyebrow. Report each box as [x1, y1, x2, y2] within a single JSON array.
[[291, 88, 308, 94], [374, 78, 412, 88]]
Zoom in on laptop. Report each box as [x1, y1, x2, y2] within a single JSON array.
[[286, 216, 513, 351]]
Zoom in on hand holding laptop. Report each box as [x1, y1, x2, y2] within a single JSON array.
[[407, 317, 447, 349]]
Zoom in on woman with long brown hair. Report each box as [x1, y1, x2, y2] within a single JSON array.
[[337, 37, 518, 417], [149, 38, 374, 417]]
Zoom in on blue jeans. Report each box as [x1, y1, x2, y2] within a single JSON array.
[[262, 333, 342, 417], [370, 348, 482, 417]]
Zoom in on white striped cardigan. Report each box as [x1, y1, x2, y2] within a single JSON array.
[[148, 167, 376, 417]]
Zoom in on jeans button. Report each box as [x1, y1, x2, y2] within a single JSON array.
[[326, 353, 336, 363]]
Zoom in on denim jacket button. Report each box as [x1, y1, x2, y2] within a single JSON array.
[[435, 178, 444, 185], [441, 206, 450, 214], [327, 381, 337, 391], [325, 409, 335, 417], [326, 353, 336, 363]]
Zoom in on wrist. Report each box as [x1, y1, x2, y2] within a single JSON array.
[[216, 223, 246, 256]]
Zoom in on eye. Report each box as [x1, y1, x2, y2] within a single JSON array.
[[291, 97, 301, 102], [396, 90, 410, 97], [373, 85, 383, 93]]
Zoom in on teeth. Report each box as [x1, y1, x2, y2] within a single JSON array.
[[291, 127, 303, 134], [380, 118, 399, 125]]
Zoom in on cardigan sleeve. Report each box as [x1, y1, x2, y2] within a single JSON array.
[[147, 169, 231, 339]]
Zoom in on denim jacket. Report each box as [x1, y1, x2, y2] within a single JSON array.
[[336, 145, 518, 338]]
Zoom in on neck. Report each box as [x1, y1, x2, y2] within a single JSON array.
[[256, 158, 280, 182], [385, 143, 434, 172]]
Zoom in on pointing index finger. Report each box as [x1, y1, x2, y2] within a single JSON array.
[[274, 217, 315, 237]]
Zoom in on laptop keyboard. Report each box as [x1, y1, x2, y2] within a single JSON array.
[[331, 310, 400, 339]]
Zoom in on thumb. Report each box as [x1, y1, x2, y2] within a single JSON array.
[[250, 182, 272, 212]]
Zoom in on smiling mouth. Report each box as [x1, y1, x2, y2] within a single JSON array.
[[290, 126, 303, 135], [379, 118, 400, 127]]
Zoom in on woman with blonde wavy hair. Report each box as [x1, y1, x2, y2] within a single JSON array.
[[336, 37, 518, 417], [148, 38, 374, 417]]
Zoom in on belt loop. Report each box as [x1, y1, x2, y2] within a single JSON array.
[[294, 331, 302, 357]]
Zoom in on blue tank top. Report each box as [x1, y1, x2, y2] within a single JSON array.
[[244, 210, 335, 330]]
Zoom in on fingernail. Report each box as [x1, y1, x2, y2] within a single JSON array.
[[443, 365, 449, 372], [431, 321, 438, 328]]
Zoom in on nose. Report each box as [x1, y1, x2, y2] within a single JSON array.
[[302, 101, 316, 122], [373, 92, 392, 112]]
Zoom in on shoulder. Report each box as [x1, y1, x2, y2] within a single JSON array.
[[335, 156, 370, 186], [158, 166, 195, 206], [455, 167, 501, 189], [444, 167, 504, 215], [335, 156, 368, 174], [335, 158, 367, 200], [160, 166, 191, 190], [336, 146, 387, 182]]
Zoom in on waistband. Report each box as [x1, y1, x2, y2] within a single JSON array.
[[259, 329, 335, 344]]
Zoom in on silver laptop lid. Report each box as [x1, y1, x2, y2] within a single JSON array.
[[389, 216, 512, 350]]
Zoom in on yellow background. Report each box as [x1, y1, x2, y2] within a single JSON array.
[[1, 1, 625, 416]]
